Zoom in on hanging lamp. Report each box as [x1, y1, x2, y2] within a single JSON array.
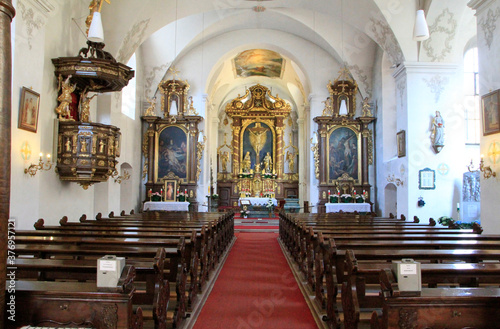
[[413, 9, 430, 41]]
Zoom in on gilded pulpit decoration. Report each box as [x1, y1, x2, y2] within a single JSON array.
[[56, 122, 121, 189]]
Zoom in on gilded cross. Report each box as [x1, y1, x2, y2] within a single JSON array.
[[168, 66, 180, 81]]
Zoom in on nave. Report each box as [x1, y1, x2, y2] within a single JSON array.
[[8, 209, 500, 329]]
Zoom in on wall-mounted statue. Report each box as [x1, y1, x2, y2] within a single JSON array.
[[432, 110, 444, 153]]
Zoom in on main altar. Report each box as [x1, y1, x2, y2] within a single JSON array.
[[216, 84, 299, 208]]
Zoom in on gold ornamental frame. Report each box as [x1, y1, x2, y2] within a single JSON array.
[[154, 124, 190, 183], [327, 125, 362, 183]]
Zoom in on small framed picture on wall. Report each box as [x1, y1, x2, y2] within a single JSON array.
[[18, 87, 40, 133], [397, 130, 406, 158], [482, 89, 500, 136]]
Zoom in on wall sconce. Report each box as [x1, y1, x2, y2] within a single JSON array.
[[468, 155, 496, 179], [25, 153, 52, 177], [114, 169, 131, 184]]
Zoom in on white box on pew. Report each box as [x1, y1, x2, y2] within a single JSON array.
[[97, 255, 126, 288], [392, 259, 421, 292]]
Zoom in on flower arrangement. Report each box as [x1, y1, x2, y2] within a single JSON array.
[[211, 193, 219, 199], [177, 191, 186, 202], [438, 216, 480, 229], [151, 192, 162, 202], [340, 194, 353, 203], [240, 209, 249, 218], [266, 198, 274, 211]]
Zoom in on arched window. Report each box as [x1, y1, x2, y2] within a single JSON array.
[[463, 47, 479, 144], [121, 53, 136, 119]]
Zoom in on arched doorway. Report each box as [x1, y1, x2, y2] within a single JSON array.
[[119, 162, 133, 213], [384, 183, 397, 217]]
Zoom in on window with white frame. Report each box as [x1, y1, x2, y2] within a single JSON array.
[[121, 53, 136, 119], [463, 47, 480, 144]]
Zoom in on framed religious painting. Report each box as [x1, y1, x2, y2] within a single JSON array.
[[327, 126, 361, 182], [397, 130, 406, 158], [156, 125, 188, 182], [164, 179, 177, 202], [482, 89, 500, 136], [18, 87, 40, 133]]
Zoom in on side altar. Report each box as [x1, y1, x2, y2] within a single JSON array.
[[217, 84, 299, 208], [141, 78, 203, 210], [313, 68, 375, 213]]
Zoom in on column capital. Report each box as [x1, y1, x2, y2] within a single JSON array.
[[468, 0, 496, 13], [0, 0, 15, 20], [393, 62, 458, 78]]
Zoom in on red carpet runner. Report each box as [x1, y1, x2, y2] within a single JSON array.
[[193, 232, 317, 329]]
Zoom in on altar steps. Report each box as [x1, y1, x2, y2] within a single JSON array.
[[234, 217, 279, 232]]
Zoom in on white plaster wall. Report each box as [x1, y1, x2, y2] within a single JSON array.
[[403, 63, 464, 223], [473, 0, 500, 234]]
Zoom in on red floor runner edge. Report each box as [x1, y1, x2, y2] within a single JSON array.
[[193, 232, 317, 329]]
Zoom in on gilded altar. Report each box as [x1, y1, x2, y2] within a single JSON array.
[[314, 69, 375, 213], [217, 84, 298, 207]]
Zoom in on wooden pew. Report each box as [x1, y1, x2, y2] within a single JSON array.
[[6, 265, 143, 329], [370, 269, 500, 329], [15, 241, 187, 328], [343, 250, 500, 329]]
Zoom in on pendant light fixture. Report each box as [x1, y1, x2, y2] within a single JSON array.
[[88, 0, 111, 43], [413, 1, 430, 41]]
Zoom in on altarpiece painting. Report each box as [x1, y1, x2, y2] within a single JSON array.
[[313, 69, 375, 213]]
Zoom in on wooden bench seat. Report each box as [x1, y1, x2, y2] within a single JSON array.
[[5, 266, 142, 329], [370, 269, 500, 329]]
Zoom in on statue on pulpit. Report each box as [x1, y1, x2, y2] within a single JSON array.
[[263, 152, 273, 173], [242, 151, 251, 173]]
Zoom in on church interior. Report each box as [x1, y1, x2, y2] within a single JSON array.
[[3, 0, 500, 328]]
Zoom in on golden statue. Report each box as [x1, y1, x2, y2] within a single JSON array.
[[362, 97, 373, 117], [322, 96, 333, 116], [263, 152, 272, 173], [248, 122, 269, 164], [221, 151, 229, 172], [55, 75, 77, 121], [242, 151, 251, 173], [144, 96, 157, 116], [79, 92, 98, 123], [286, 151, 295, 173]]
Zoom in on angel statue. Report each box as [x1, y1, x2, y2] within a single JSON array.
[[79, 92, 98, 123], [322, 97, 333, 116], [286, 151, 295, 173], [362, 97, 373, 117], [55, 75, 77, 121], [144, 96, 157, 116]]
